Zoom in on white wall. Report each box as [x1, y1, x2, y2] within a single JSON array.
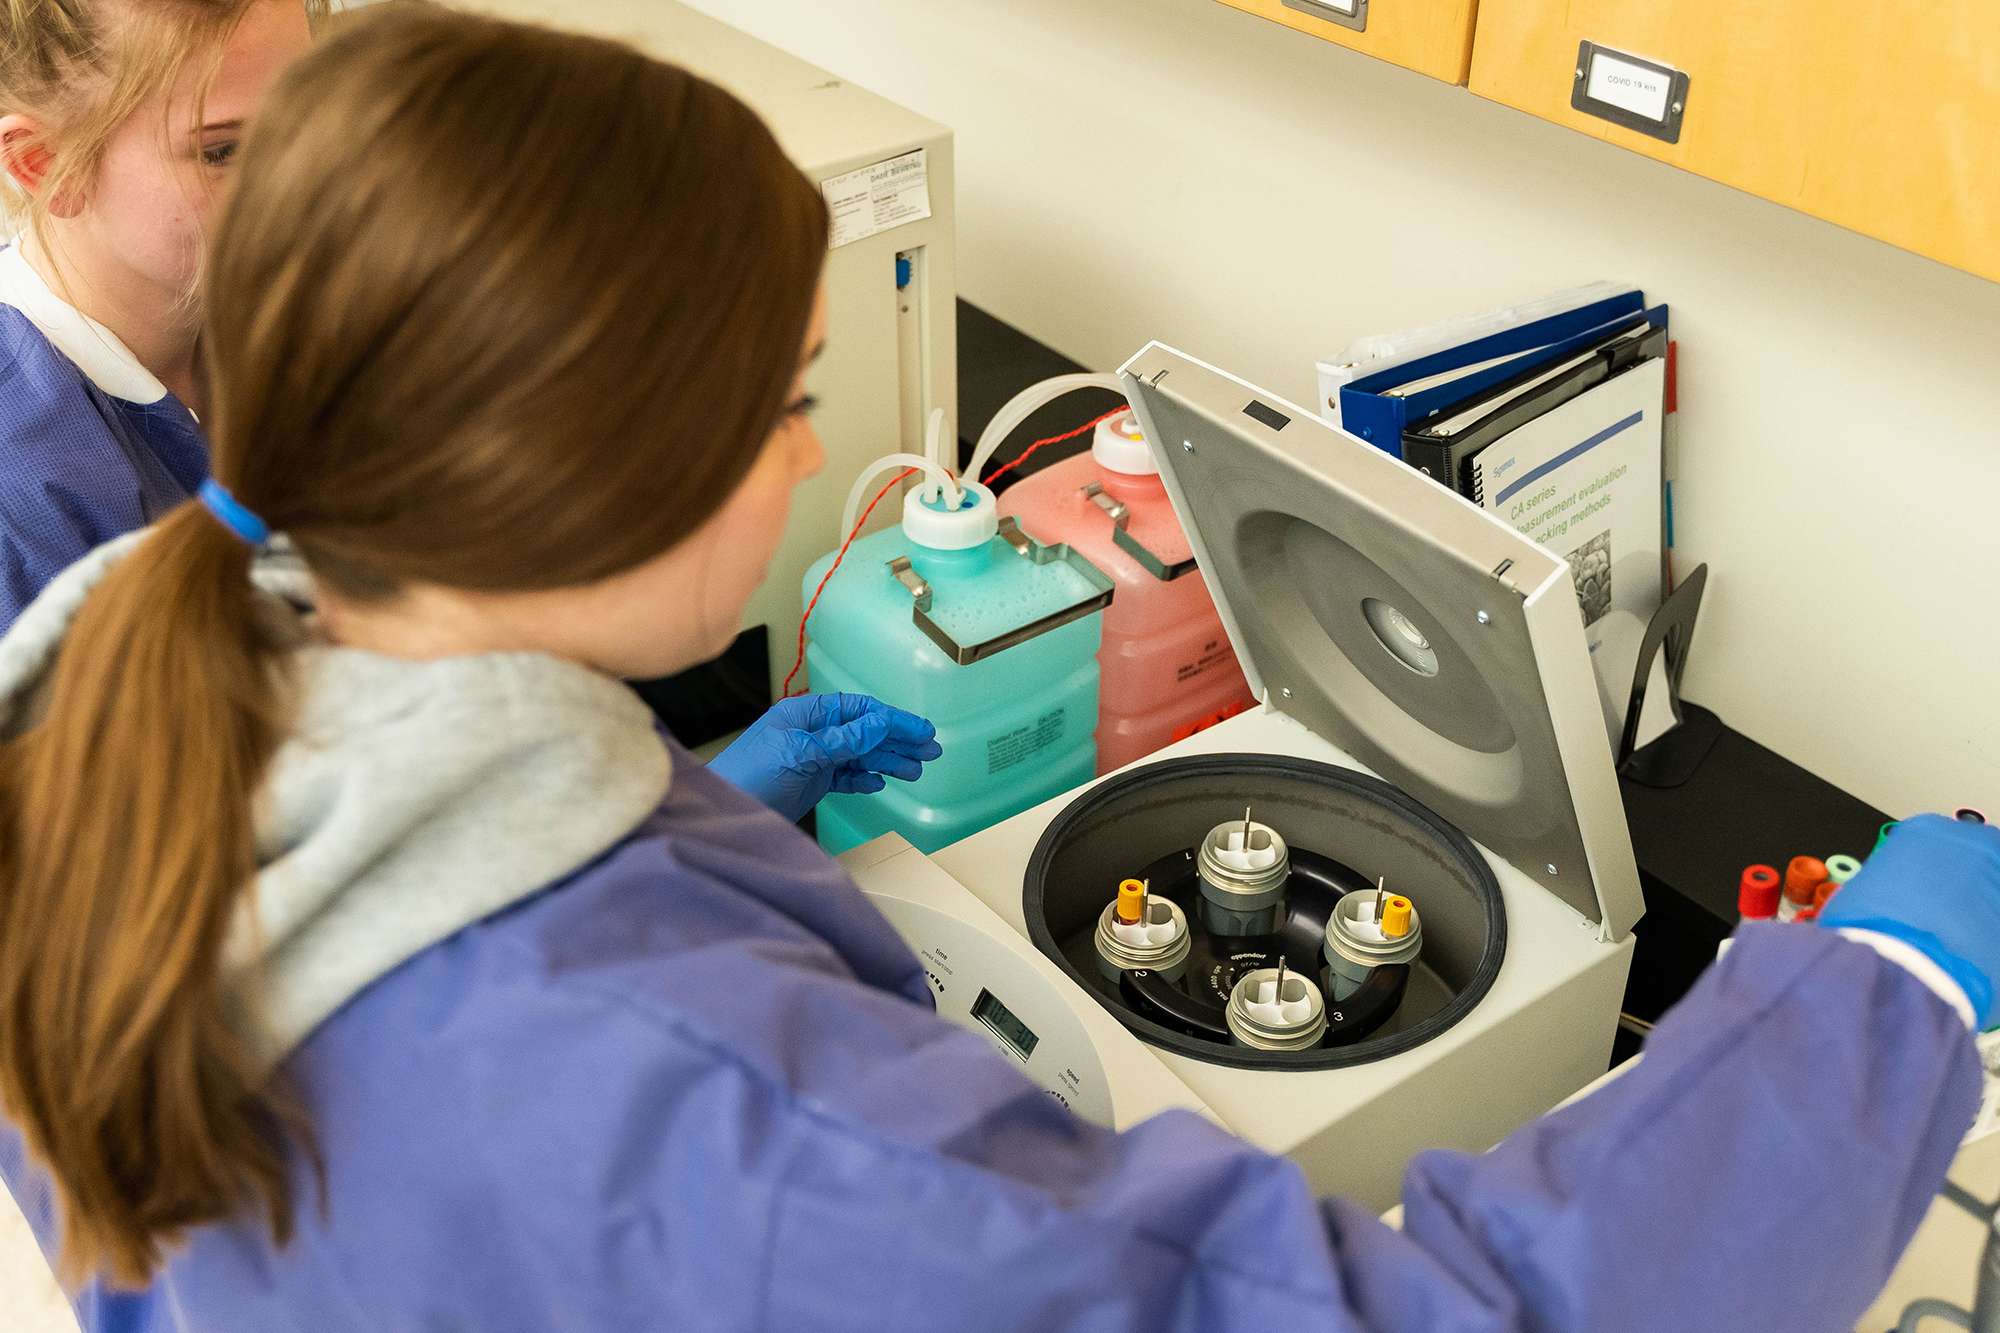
[[690, 0, 2000, 820]]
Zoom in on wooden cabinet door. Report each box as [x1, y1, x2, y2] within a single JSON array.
[[1216, 0, 1477, 85], [1470, 0, 2000, 282]]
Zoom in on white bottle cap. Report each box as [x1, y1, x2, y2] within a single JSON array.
[[1090, 408, 1156, 477], [901, 479, 998, 551]]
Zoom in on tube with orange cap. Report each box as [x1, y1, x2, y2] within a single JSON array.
[[1093, 876, 1190, 982], [1779, 856, 1829, 924], [1115, 878, 1148, 924]]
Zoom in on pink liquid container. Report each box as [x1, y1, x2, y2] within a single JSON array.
[[998, 409, 1254, 774]]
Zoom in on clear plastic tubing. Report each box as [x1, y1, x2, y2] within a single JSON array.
[[964, 372, 1126, 483], [840, 452, 961, 544]]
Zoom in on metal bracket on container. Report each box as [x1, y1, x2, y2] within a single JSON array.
[[1080, 482, 1196, 582], [885, 517, 1115, 667], [1281, 0, 1367, 33]]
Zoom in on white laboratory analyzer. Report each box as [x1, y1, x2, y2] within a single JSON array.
[[843, 343, 1646, 1212], [842, 833, 1217, 1131]]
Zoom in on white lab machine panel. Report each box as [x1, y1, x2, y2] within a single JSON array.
[[453, 0, 957, 702], [925, 708, 1633, 1211], [848, 344, 1644, 1213], [840, 833, 1218, 1132]]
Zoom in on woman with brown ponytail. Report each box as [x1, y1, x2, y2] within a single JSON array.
[[2, 7, 1996, 1331]]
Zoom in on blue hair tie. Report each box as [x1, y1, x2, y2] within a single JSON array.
[[197, 479, 270, 547]]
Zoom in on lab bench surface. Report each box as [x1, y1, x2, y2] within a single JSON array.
[[1618, 701, 1892, 1024]]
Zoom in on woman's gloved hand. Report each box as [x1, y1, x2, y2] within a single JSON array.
[[1820, 813, 2000, 1025], [710, 693, 942, 823]]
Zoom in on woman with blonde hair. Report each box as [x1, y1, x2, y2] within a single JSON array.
[[1, 7, 1995, 1330], [0, 0, 316, 630]]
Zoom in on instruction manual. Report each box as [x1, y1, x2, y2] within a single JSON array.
[[1469, 357, 1670, 749]]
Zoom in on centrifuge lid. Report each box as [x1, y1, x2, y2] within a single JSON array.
[[1118, 343, 1643, 939]]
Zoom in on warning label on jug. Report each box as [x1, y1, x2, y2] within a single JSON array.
[[988, 709, 1065, 775], [1175, 638, 1235, 685]]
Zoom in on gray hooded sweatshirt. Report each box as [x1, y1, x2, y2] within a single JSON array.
[[0, 532, 673, 1066]]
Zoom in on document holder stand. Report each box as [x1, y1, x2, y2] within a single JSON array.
[[1617, 564, 1717, 786]]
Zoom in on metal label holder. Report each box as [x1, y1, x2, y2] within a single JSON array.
[[1080, 482, 1197, 582], [1572, 40, 1689, 144], [886, 517, 1115, 667], [1281, 0, 1368, 33]]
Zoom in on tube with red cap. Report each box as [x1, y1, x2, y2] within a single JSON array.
[[1737, 865, 1781, 923]]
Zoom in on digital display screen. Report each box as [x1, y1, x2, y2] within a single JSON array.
[[971, 988, 1039, 1063]]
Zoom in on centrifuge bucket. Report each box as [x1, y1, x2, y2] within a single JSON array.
[[1024, 753, 1506, 1071]]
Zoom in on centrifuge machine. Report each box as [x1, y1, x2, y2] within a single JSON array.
[[843, 343, 1646, 1212], [847, 831, 1217, 1131]]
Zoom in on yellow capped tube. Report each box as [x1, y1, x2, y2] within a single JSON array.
[[1325, 887, 1422, 1001], [1115, 878, 1148, 925]]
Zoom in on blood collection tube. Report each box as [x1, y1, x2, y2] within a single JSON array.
[[1779, 856, 1828, 924], [1737, 865, 1781, 923], [1115, 878, 1147, 924], [1093, 877, 1190, 982], [1824, 854, 1862, 886], [1955, 808, 1989, 826]]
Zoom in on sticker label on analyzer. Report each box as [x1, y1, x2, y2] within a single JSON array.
[[821, 148, 932, 249]]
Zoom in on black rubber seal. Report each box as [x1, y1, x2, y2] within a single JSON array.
[[1023, 752, 1508, 1071]]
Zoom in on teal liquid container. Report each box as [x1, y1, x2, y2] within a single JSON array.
[[803, 479, 1112, 854]]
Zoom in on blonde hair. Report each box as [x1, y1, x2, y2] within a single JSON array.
[[0, 0, 323, 265], [0, 2, 827, 1289]]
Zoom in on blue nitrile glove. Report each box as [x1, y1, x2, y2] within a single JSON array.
[[1820, 813, 2000, 1026], [709, 693, 942, 823]]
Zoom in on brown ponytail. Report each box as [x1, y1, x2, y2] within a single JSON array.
[[0, 506, 290, 1286], [0, 2, 827, 1288]]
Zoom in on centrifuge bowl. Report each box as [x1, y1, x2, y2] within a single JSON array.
[[1023, 753, 1507, 1071]]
